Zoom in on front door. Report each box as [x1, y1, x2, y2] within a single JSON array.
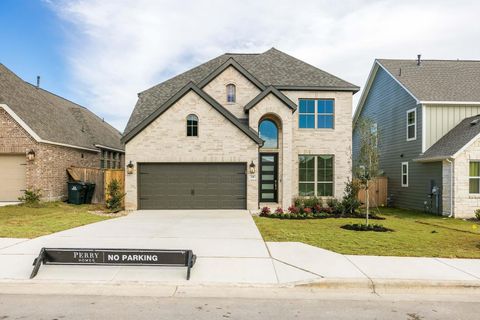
[[259, 153, 278, 202]]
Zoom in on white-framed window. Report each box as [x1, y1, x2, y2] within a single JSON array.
[[406, 108, 416, 141], [298, 99, 335, 129], [299, 155, 334, 197], [401, 162, 409, 187], [469, 161, 480, 194], [226, 84, 236, 103]]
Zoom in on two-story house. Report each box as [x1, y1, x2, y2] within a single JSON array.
[[122, 48, 359, 211], [353, 57, 480, 218]]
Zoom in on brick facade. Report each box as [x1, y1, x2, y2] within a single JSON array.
[[0, 107, 100, 201], [125, 68, 354, 212]]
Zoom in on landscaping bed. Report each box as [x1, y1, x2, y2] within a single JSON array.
[[0, 202, 113, 238], [254, 207, 480, 258]]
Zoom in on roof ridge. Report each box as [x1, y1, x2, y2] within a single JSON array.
[[378, 58, 480, 62]]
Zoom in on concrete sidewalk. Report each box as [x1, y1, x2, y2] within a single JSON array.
[[1, 210, 480, 290]]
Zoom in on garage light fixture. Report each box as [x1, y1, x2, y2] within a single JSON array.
[[126, 161, 134, 174], [249, 161, 256, 174], [26, 149, 35, 161]]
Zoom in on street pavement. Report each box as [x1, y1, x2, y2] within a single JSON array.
[[1, 291, 480, 319]]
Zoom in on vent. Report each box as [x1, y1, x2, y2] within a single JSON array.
[[470, 118, 480, 126], [417, 54, 421, 66]]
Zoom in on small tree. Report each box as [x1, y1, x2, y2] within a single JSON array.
[[105, 179, 125, 212], [355, 118, 380, 225]]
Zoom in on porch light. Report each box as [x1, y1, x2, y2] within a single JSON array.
[[126, 161, 134, 174], [249, 161, 256, 174], [26, 149, 35, 161]]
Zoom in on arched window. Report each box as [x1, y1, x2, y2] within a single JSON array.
[[226, 84, 236, 103], [187, 114, 198, 136], [259, 119, 278, 149]]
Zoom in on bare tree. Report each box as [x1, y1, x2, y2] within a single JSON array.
[[355, 118, 380, 226]]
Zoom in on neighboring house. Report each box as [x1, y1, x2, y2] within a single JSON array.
[[353, 57, 480, 218], [122, 48, 359, 211], [0, 64, 124, 202]]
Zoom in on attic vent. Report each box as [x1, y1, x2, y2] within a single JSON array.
[[417, 54, 421, 66], [470, 118, 480, 126]]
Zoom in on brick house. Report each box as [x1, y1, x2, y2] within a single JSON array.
[[122, 48, 358, 211], [0, 64, 124, 202]]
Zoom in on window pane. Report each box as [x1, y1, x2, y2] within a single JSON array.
[[299, 156, 315, 182], [192, 126, 198, 137], [317, 183, 333, 196], [300, 115, 315, 128], [259, 119, 278, 149], [299, 183, 315, 196], [318, 156, 333, 182], [402, 174, 407, 185], [317, 115, 334, 128], [262, 156, 274, 163], [262, 184, 274, 190], [470, 179, 480, 193], [408, 125, 415, 139], [262, 193, 275, 199], [227, 84, 236, 102], [408, 111, 415, 124], [262, 165, 274, 171], [402, 164, 407, 174], [299, 99, 315, 113], [262, 175, 274, 180], [470, 162, 480, 177]]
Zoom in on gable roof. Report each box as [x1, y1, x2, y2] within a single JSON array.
[[378, 59, 480, 103], [416, 115, 480, 162], [244, 86, 297, 112], [0, 63, 123, 151], [121, 82, 263, 145], [353, 59, 480, 126], [124, 48, 359, 135]]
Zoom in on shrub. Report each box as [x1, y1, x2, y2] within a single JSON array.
[[294, 197, 322, 208], [105, 179, 125, 212], [326, 198, 344, 215], [341, 223, 393, 232], [260, 206, 271, 216], [303, 207, 312, 214], [18, 188, 42, 207], [274, 207, 284, 214], [475, 209, 480, 220], [341, 179, 361, 215], [288, 205, 300, 215]]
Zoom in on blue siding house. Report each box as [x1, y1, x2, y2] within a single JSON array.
[[353, 57, 480, 217]]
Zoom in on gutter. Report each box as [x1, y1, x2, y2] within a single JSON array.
[[94, 144, 125, 153]]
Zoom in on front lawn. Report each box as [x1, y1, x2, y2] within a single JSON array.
[[254, 207, 480, 258], [0, 202, 113, 238]]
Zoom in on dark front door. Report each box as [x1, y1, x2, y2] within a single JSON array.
[[259, 153, 278, 202], [138, 163, 247, 209]]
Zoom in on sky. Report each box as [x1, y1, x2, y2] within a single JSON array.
[[1, 0, 480, 132]]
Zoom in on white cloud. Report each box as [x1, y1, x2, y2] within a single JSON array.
[[49, 0, 480, 131]]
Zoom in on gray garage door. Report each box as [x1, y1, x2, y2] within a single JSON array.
[[0, 154, 26, 201], [138, 163, 247, 209]]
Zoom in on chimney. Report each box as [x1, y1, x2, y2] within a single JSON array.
[[417, 54, 421, 66], [36, 76, 40, 89]]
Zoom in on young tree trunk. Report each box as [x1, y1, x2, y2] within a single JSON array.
[[366, 180, 370, 226]]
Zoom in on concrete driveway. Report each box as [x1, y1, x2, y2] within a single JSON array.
[[0, 210, 306, 284]]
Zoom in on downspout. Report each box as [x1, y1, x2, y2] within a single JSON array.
[[446, 158, 454, 217]]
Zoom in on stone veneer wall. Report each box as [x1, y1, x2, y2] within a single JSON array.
[[0, 108, 99, 201], [202, 66, 261, 119], [124, 90, 259, 210], [443, 139, 480, 218]]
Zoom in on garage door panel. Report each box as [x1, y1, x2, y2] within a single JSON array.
[[0, 155, 26, 201], [138, 163, 246, 209]]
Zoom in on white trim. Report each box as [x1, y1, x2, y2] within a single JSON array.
[[94, 144, 125, 153], [421, 104, 426, 152], [420, 101, 480, 105], [406, 108, 417, 141], [353, 60, 421, 127], [0, 104, 100, 153], [401, 161, 409, 187]]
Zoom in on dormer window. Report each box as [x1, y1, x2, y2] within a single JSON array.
[[226, 84, 236, 103]]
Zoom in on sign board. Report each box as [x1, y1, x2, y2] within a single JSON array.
[[248, 174, 256, 181], [31, 248, 196, 280]]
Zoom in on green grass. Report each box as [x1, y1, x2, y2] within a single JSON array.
[[0, 202, 112, 238], [254, 207, 480, 258]]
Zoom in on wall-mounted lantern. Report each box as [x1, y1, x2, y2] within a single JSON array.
[[126, 161, 134, 174], [26, 149, 36, 162], [249, 161, 256, 174]]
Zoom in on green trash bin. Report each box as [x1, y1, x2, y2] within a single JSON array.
[[84, 182, 96, 204], [67, 181, 87, 205]]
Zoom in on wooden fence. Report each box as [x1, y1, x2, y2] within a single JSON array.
[[67, 167, 125, 204], [356, 176, 388, 208]]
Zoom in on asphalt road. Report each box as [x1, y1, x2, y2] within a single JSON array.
[[1, 293, 480, 319]]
